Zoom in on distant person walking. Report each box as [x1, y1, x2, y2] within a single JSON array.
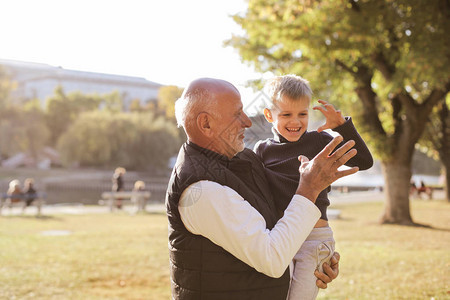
[[23, 178, 38, 214], [112, 167, 126, 209]]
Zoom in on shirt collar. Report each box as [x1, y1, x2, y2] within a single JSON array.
[[272, 127, 289, 143]]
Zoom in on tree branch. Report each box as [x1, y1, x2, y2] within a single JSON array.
[[353, 65, 387, 138], [371, 51, 396, 81], [422, 81, 450, 113], [397, 92, 418, 115], [335, 59, 356, 75], [348, 0, 361, 12]]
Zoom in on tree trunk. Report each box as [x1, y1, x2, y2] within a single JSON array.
[[443, 165, 450, 202], [379, 161, 414, 225], [438, 102, 450, 202]]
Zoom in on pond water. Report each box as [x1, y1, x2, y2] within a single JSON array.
[[333, 171, 441, 188]]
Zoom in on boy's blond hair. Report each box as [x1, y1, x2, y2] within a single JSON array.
[[264, 74, 313, 109]]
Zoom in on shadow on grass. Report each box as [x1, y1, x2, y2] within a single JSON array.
[[335, 217, 450, 232], [332, 217, 355, 222], [0, 214, 64, 221], [132, 211, 166, 216], [425, 226, 450, 232], [380, 221, 450, 232]]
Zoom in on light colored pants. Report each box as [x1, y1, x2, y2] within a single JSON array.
[[287, 226, 335, 300]]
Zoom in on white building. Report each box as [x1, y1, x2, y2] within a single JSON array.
[[0, 58, 162, 109]]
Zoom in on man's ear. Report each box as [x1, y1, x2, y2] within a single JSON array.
[[197, 112, 214, 137], [263, 108, 274, 123]]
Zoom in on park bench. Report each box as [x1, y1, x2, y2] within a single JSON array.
[[100, 191, 151, 212], [0, 193, 46, 216]]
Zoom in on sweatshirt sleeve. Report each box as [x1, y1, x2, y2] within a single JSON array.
[[179, 180, 321, 278], [332, 117, 374, 170]]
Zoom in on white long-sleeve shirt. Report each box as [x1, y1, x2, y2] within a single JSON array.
[[178, 180, 321, 278]]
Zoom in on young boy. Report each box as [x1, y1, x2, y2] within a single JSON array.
[[254, 75, 373, 300]]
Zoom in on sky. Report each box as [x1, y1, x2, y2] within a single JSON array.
[[1, 0, 269, 104]]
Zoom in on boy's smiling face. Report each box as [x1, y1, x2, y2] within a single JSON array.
[[264, 96, 310, 142]]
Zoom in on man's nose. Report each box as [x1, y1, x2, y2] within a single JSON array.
[[240, 113, 252, 128]]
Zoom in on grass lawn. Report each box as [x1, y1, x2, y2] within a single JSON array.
[[1, 199, 449, 300], [323, 199, 450, 300], [0, 211, 170, 300]]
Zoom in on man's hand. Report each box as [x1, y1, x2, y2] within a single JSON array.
[[295, 136, 358, 202], [315, 252, 340, 289], [313, 100, 346, 132]]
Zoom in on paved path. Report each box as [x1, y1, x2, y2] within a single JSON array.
[[329, 190, 384, 205], [330, 189, 444, 205], [1, 190, 444, 217], [0, 202, 166, 216]]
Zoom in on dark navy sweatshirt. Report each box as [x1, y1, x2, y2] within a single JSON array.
[[254, 117, 373, 220]]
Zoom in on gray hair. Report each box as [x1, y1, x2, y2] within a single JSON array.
[[175, 88, 218, 130], [264, 74, 312, 108]]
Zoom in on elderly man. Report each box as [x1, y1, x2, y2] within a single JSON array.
[[166, 78, 358, 300]]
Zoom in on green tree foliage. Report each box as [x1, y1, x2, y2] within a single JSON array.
[[0, 100, 49, 160], [0, 106, 22, 159], [45, 87, 123, 145], [0, 66, 49, 161], [129, 99, 144, 112], [157, 85, 184, 119], [21, 100, 51, 160], [227, 0, 450, 224], [101, 90, 124, 112], [0, 65, 15, 108], [57, 111, 182, 170]]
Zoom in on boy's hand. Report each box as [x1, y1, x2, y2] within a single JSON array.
[[313, 100, 346, 132]]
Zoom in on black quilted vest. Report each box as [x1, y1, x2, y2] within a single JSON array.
[[166, 142, 290, 300]]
